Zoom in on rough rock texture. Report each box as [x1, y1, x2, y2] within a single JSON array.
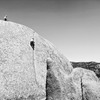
[[71, 62, 100, 78], [0, 20, 100, 100], [46, 63, 100, 100], [0, 20, 73, 100], [71, 67, 100, 100]]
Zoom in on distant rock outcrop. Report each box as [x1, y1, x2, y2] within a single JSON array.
[[71, 62, 100, 78]]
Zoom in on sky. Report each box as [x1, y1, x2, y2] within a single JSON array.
[[0, 0, 100, 62]]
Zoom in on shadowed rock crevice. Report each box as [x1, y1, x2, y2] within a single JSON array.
[[80, 76, 84, 100], [30, 38, 35, 50], [46, 59, 61, 100]]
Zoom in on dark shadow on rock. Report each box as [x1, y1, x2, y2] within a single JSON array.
[[30, 38, 35, 50], [46, 59, 61, 100]]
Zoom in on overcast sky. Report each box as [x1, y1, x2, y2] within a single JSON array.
[[0, 0, 100, 62]]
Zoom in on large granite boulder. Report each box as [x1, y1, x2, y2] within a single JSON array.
[[0, 20, 100, 100], [46, 64, 100, 100], [71, 62, 100, 78], [71, 68, 100, 100], [0, 20, 73, 100]]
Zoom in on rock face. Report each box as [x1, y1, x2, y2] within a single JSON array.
[[71, 68, 100, 100], [0, 20, 73, 100], [0, 20, 100, 100], [71, 62, 100, 100]]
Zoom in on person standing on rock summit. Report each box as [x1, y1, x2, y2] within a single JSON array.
[[4, 15, 7, 21]]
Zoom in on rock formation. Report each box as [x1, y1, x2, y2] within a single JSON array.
[[71, 62, 100, 78], [71, 68, 100, 100], [0, 20, 100, 100], [0, 20, 73, 100], [71, 62, 100, 100]]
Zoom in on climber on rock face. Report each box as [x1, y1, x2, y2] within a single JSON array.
[[4, 15, 7, 21]]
